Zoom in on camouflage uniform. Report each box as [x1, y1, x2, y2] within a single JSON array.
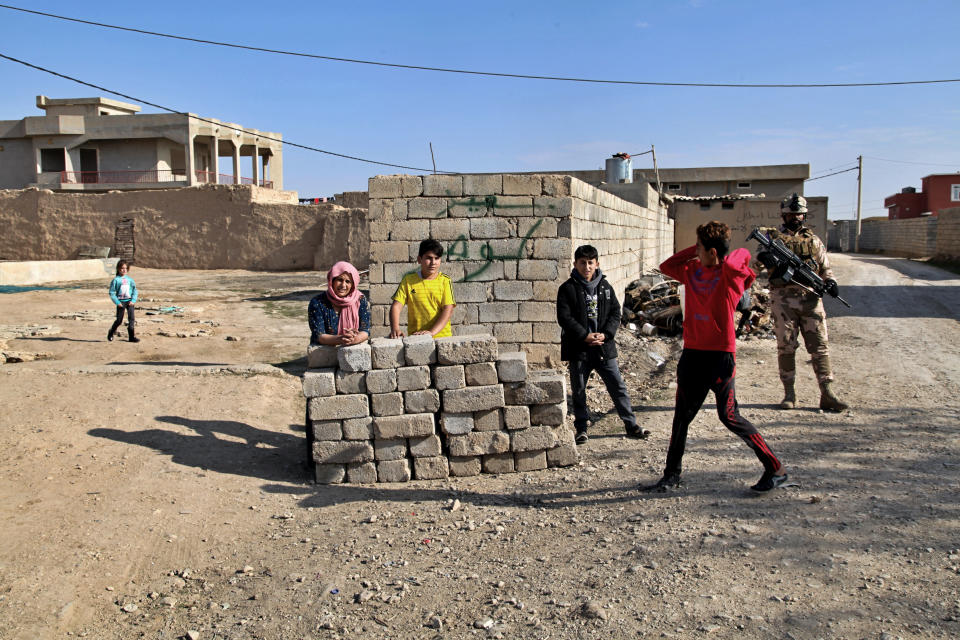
[[761, 226, 836, 386]]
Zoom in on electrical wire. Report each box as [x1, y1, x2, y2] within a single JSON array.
[[863, 156, 960, 168], [809, 161, 858, 177], [0, 52, 450, 174], [805, 167, 858, 181], [2, 4, 959, 89]]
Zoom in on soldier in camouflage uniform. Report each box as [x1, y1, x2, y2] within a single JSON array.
[[758, 194, 848, 412]]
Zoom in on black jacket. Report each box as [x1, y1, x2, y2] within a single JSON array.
[[556, 274, 621, 361]]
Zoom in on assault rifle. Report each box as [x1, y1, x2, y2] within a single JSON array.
[[747, 228, 851, 308]]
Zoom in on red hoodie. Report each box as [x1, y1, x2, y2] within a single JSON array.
[[659, 246, 755, 353]]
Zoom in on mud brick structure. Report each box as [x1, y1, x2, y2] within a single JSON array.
[[302, 334, 578, 484]]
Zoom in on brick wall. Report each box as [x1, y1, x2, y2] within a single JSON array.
[[365, 173, 673, 366]]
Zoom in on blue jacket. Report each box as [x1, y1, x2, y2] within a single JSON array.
[[109, 275, 138, 305]]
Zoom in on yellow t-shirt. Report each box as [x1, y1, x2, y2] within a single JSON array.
[[392, 271, 456, 337]]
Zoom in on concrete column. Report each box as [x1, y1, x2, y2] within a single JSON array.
[[262, 152, 271, 187], [251, 144, 259, 186], [212, 137, 220, 184], [232, 142, 240, 185], [186, 136, 196, 186]]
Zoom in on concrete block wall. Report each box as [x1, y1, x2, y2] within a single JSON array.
[[858, 217, 938, 257], [302, 334, 578, 484], [366, 173, 672, 366], [935, 208, 960, 261]]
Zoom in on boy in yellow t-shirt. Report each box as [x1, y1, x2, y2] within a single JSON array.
[[389, 239, 456, 338]]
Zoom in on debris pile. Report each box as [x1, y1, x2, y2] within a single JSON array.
[[735, 281, 774, 338], [622, 273, 682, 336]]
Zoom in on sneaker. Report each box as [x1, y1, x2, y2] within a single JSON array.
[[107, 330, 114, 342], [750, 471, 789, 492], [574, 430, 588, 445], [129, 336, 141, 343], [625, 426, 651, 440], [639, 473, 682, 492]]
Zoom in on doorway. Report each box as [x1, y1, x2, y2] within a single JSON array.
[[80, 148, 98, 183]]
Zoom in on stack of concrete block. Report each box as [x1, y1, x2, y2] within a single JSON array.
[[365, 173, 673, 366], [303, 334, 577, 484]]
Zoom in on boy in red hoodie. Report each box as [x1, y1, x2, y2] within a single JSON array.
[[642, 221, 788, 493]]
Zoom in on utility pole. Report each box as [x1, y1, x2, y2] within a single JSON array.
[[429, 143, 437, 174], [651, 144, 664, 211], [854, 155, 863, 252]]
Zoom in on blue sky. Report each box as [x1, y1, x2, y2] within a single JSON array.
[[1, 1, 958, 219]]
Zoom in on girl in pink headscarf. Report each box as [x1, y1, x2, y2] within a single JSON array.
[[307, 261, 370, 346]]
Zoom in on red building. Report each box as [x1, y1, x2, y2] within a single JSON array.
[[884, 173, 960, 219]]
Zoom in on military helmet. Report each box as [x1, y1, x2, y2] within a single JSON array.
[[781, 193, 808, 214]]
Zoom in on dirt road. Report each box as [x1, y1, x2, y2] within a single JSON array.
[[1, 255, 958, 640]]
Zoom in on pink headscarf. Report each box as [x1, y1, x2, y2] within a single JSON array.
[[326, 261, 362, 334]]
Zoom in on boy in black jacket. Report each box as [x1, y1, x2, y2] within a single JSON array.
[[557, 244, 647, 444]]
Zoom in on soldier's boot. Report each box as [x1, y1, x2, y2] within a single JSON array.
[[819, 382, 848, 412], [778, 354, 796, 409]]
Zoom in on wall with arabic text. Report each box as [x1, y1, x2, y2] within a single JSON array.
[[364, 174, 673, 366]]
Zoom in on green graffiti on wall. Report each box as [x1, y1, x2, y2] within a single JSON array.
[[446, 218, 544, 281]]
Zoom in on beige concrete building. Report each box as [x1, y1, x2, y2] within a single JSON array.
[[0, 96, 283, 191]]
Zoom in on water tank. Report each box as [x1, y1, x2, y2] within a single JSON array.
[[605, 153, 632, 184]]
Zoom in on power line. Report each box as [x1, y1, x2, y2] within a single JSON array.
[[2, 3, 959, 89], [0, 52, 449, 174], [809, 161, 859, 177], [805, 167, 858, 181], [863, 156, 960, 168]]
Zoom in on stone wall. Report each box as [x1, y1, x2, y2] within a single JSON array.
[[302, 334, 578, 484], [365, 173, 672, 366], [0, 185, 369, 270]]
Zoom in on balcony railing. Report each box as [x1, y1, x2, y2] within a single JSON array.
[[60, 169, 273, 189], [60, 169, 188, 184], [195, 170, 274, 189]]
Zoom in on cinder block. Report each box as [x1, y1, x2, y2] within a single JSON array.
[[532, 280, 562, 301], [542, 175, 572, 197], [448, 196, 490, 218], [518, 302, 555, 323], [403, 334, 437, 365], [470, 217, 513, 239], [503, 405, 531, 430], [370, 242, 413, 264], [365, 369, 398, 394], [346, 461, 378, 484], [413, 456, 450, 480], [371, 392, 404, 416], [503, 174, 542, 195], [396, 365, 431, 391], [377, 459, 411, 483], [465, 361, 498, 386], [338, 343, 372, 372], [400, 175, 423, 197], [433, 365, 465, 390], [523, 343, 562, 368], [455, 260, 504, 281], [455, 282, 491, 304], [409, 434, 442, 458], [532, 322, 561, 343], [452, 303, 479, 326], [534, 196, 573, 218], [424, 174, 463, 196], [408, 197, 448, 219], [494, 323, 532, 343], [383, 262, 416, 284], [463, 174, 502, 195], [302, 369, 337, 398], [307, 344, 338, 368], [314, 464, 346, 484], [515, 450, 547, 472], [518, 216, 558, 238], [369, 337, 405, 369], [431, 218, 471, 241], [308, 394, 370, 420], [440, 412, 474, 435], [367, 261, 385, 282], [530, 401, 567, 427], [369, 198, 406, 221], [313, 440, 375, 464], [497, 351, 528, 383], [473, 408, 503, 432], [449, 455, 482, 477], [546, 443, 579, 468], [373, 413, 436, 439], [490, 195, 534, 217], [335, 370, 367, 395], [533, 238, 573, 260], [442, 384, 505, 413], [517, 260, 559, 281], [493, 281, 533, 301], [436, 334, 498, 365], [389, 219, 431, 241], [311, 420, 343, 441], [404, 388, 440, 414], [447, 431, 511, 457], [374, 438, 407, 461], [478, 302, 519, 323], [369, 175, 402, 198], [511, 426, 557, 452], [503, 370, 566, 405], [342, 416, 374, 440], [483, 453, 515, 474]]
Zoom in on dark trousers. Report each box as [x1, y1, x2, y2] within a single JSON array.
[[665, 349, 781, 476], [568, 353, 638, 432], [110, 302, 136, 338]]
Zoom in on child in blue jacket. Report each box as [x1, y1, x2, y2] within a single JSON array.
[[108, 260, 140, 342]]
